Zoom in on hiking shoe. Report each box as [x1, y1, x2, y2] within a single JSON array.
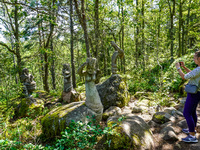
[[182, 128, 197, 134], [182, 135, 198, 143]]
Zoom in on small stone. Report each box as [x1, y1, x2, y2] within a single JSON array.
[[132, 106, 142, 113], [164, 107, 177, 116], [137, 100, 150, 107], [177, 120, 187, 129], [152, 112, 175, 124], [160, 126, 179, 141], [102, 106, 121, 121]]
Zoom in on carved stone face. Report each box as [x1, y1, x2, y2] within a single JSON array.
[[22, 68, 29, 75], [86, 58, 96, 75], [63, 64, 71, 74], [63, 64, 70, 70]]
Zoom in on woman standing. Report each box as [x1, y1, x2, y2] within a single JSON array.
[[176, 51, 200, 143]]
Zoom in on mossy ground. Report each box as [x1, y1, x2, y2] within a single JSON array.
[[41, 101, 85, 138], [0, 91, 59, 146]]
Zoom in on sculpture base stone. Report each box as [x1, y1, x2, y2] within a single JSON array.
[[97, 74, 130, 111], [41, 101, 102, 138], [14, 97, 44, 119], [61, 89, 81, 104]]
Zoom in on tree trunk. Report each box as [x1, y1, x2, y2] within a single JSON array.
[[70, 0, 76, 88], [74, 0, 91, 58], [43, 0, 56, 92], [178, 0, 183, 57], [135, 0, 139, 67], [186, 0, 191, 51], [10, 37, 18, 84], [14, 0, 22, 81], [168, 0, 175, 63], [89, 37, 95, 57], [142, 0, 145, 71], [182, 22, 185, 55], [121, 1, 125, 74], [43, 52, 49, 92], [50, 38, 56, 90], [94, 0, 99, 59], [13, 54, 18, 84]]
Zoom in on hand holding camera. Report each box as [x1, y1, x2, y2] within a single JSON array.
[[179, 61, 185, 67]]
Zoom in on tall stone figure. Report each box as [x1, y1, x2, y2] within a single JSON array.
[[111, 41, 124, 75], [21, 68, 36, 97], [62, 64, 72, 92], [61, 64, 80, 103], [77, 57, 103, 120]]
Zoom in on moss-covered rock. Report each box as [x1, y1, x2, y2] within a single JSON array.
[[41, 101, 102, 138], [102, 106, 121, 121], [97, 74, 130, 110], [103, 115, 154, 150], [133, 92, 153, 99], [152, 112, 175, 124], [15, 97, 44, 118]]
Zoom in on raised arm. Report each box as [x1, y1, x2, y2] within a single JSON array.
[[77, 62, 87, 76], [176, 62, 185, 80], [180, 62, 191, 73]]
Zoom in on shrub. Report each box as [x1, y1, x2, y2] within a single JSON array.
[[49, 120, 116, 150]]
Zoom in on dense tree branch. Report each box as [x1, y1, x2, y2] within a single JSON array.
[[0, 17, 12, 33], [3, 2, 15, 33], [74, 0, 83, 27], [1, 0, 66, 18], [0, 41, 16, 55]]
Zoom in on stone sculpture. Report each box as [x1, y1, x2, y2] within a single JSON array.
[[111, 41, 124, 75], [62, 64, 72, 92], [61, 63, 80, 103], [21, 68, 36, 97], [77, 57, 103, 121], [41, 58, 103, 138], [96, 42, 129, 110]]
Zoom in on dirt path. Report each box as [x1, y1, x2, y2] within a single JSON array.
[[152, 104, 200, 150]]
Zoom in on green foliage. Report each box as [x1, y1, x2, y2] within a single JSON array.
[[162, 53, 196, 92], [128, 52, 197, 96], [0, 119, 117, 150], [0, 139, 22, 150], [23, 143, 45, 150], [54, 120, 101, 149], [47, 119, 118, 150], [0, 140, 46, 150]]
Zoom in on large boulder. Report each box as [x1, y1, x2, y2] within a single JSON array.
[[98, 115, 154, 150], [96, 74, 130, 110], [41, 101, 102, 138], [15, 97, 44, 118]]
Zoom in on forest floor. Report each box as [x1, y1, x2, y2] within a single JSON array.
[[97, 95, 200, 150], [132, 97, 200, 150], [152, 107, 200, 150], [3, 91, 200, 150], [96, 96, 200, 150]]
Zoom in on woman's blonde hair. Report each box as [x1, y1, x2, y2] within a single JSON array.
[[195, 50, 200, 57]]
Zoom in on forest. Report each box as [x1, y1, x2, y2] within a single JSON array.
[[0, 0, 200, 149]]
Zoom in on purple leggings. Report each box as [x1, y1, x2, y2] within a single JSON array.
[[183, 92, 200, 132]]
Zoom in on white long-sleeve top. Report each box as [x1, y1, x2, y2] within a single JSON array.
[[184, 67, 200, 87]]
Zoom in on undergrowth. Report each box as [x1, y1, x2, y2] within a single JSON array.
[[0, 119, 118, 150]]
